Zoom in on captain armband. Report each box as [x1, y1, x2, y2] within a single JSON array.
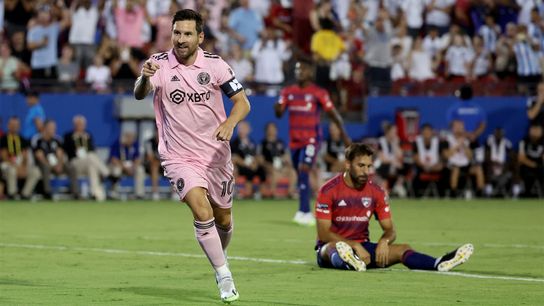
[[220, 77, 244, 98]]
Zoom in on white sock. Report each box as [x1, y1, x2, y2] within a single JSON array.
[[215, 264, 231, 279]]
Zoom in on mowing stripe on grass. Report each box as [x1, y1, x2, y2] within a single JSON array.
[[1, 242, 543, 283]]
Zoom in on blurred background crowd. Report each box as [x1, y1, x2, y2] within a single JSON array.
[[1, 0, 543, 201]]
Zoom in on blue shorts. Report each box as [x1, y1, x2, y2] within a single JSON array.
[[316, 241, 379, 270], [291, 144, 320, 170]]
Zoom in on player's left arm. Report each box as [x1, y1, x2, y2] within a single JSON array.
[[214, 91, 250, 142], [376, 218, 397, 268]]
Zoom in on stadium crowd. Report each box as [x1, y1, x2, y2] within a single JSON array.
[[1, 0, 543, 201], [1, 0, 544, 103]]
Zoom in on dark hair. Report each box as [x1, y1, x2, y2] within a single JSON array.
[[421, 123, 433, 130], [172, 9, 203, 33], [297, 57, 314, 67], [345, 143, 374, 161], [456, 84, 473, 101]]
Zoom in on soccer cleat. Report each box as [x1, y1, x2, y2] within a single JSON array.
[[216, 274, 239, 303], [303, 212, 316, 226], [437, 243, 474, 272], [292, 211, 306, 225], [335, 241, 366, 272]]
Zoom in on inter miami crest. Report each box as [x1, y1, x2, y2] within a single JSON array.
[[197, 72, 210, 85], [176, 178, 185, 192]]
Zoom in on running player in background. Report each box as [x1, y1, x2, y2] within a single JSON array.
[[275, 58, 351, 226], [134, 9, 250, 303], [315, 143, 474, 272]]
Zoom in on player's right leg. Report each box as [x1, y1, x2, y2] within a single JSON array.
[[316, 242, 366, 271], [184, 187, 238, 303]]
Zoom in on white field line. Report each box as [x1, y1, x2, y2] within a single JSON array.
[[1, 242, 544, 283]]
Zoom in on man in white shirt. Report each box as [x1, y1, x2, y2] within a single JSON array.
[[445, 34, 474, 80], [401, 0, 425, 38], [69, 0, 100, 69], [425, 0, 455, 35]]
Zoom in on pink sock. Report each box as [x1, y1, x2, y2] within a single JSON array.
[[194, 218, 226, 268], [216, 221, 233, 251]]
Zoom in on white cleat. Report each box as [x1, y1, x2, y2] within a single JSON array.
[[335, 241, 366, 272], [437, 243, 474, 272], [217, 274, 239, 304], [293, 211, 305, 225], [303, 212, 316, 226]]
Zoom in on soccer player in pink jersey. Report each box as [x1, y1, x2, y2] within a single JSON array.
[[134, 9, 250, 303], [315, 143, 474, 272]]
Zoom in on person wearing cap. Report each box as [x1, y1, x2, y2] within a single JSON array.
[[22, 90, 45, 140]]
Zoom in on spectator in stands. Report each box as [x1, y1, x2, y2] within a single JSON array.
[[444, 34, 474, 81], [63, 115, 109, 201], [390, 43, 406, 81], [425, 0, 455, 35], [364, 9, 393, 95], [57, 45, 79, 89], [518, 124, 544, 197], [4, 0, 35, 37], [111, 46, 141, 91], [478, 14, 501, 53], [32, 119, 69, 200], [257, 122, 297, 199], [517, 0, 541, 26], [151, 0, 180, 52], [0, 116, 41, 199], [144, 133, 161, 201], [527, 82, 544, 129], [323, 121, 346, 174], [469, 36, 494, 80], [422, 26, 446, 59], [442, 23, 472, 49], [26, 3, 70, 81], [22, 91, 45, 140], [484, 127, 515, 197], [513, 25, 542, 95], [401, 0, 426, 38], [265, 0, 293, 40], [112, 0, 147, 49], [9, 31, 31, 66], [442, 119, 474, 197], [391, 25, 413, 60], [1, 41, 29, 93], [309, 0, 339, 31], [377, 123, 407, 197], [231, 121, 266, 199], [85, 54, 111, 93], [226, 44, 253, 86], [108, 131, 145, 199], [495, 23, 518, 79], [69, 0, 102, 69], [413, 124, 445, 197], [361, 0, 381, 25], [311, 18, 344, 101], [228, 0, 264, 51], [406, 36, 436, 81], [251, 27, 291, 95]]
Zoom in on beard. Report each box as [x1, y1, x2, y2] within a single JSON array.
[[349, 170, 368, 189], [173, 42, 197, 62]]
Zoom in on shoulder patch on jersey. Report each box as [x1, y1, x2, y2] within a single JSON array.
[[203, 51, 220, 59], [152, 52, 168, 60]]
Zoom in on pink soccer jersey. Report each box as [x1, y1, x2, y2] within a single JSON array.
[[148, 48, 244, 168]]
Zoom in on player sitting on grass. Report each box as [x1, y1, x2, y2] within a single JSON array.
[[315, 143, 474, 272]]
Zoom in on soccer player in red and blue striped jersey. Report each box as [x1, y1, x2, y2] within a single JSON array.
[[315, 143, 474, 272], [275, 58, 350, 225]]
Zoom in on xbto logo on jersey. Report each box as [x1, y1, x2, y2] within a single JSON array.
[[169, 89, 211, 104]]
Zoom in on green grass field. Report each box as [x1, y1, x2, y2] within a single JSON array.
[[1, 199, 543, 305]]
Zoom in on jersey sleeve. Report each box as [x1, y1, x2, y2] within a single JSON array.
[[374, 188, 392, 221], [317, 88, 335, 112], [216, 59, 244, 98], [277, 88, 289, 111], [315, 188, 333, 220]]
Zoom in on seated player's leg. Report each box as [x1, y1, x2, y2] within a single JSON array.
[[400, 243, 474, 271], [316, 242, 366, 271]]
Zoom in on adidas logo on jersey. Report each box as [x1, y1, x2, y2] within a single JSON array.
[[171, 75, 180, 82], [338, 200, 347, 207]]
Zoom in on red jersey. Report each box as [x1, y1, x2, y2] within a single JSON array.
[[315, 174, 391, 244], [278, 83, 334, 149]]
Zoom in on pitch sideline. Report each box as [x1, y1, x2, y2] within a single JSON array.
[[1, 242, 543, 283]]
